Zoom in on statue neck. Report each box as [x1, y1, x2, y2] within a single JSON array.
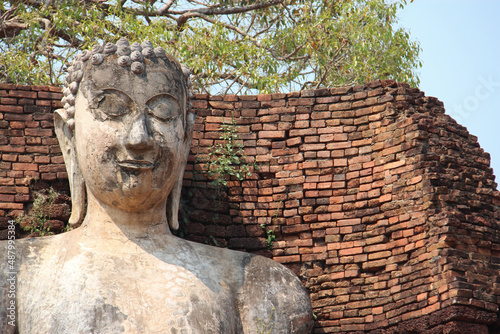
[[80, 191, 172, 240]]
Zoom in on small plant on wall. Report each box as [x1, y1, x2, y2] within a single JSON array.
[[204, 118, 254, 189], [16, 187, 67, 237], [260, 223, 277, 250]]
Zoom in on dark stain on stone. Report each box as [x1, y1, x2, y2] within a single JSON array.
[[88, 299, 128, 334]]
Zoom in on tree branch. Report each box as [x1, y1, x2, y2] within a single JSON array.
[[274, 41, 310, 61], [313, 47, 348, 89], [0, 7, 28, 38], [129, 0, 284, 27], [195, 71, 256, 91], [186, 0, 220, 9], [34, 17, 84, 47], [253, 14, 280, 37], [180, 0, 283, 16], [157, 0, 175, 14], [0, 17, 27, 38], [188, 11, 309, 63], [176, 1, 283, 28]]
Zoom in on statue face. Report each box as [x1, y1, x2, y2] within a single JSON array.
[[74, 61, 187, 212]]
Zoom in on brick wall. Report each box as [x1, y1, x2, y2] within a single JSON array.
[[0, 84, 68, 229], [1, 80, 500, 333]]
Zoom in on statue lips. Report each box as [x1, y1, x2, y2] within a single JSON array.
[[117, 160, 154, 171]]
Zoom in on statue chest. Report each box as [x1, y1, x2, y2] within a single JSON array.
[[17, 250, 242, 333]]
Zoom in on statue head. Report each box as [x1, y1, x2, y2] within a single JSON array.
[[54, 38, 195, 231]]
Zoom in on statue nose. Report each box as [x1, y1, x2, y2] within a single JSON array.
[[125, 114, 153, 150]]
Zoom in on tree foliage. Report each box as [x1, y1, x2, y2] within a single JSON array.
[[0, 0, 421, 94]]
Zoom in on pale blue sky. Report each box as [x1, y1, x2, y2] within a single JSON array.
[[398, 0, 500, 182]]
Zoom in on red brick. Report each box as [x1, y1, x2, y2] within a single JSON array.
[[209, 101, 234, 109], [1, 97, 17, 105], [282, 224, 309, 234], [48, 86, 62, 92], [337, 218, 361, 226], [294, 120, 310, 129], [1, 154, 17, 162], [379, 194, 392, 202], [10, 121, 26, 129], [383, 159, 406, 170], [289, 98, 314, 106], [205, 123, 220, 131], [334, 158, 347, 167], [4, 113, 32, 121], [289, 128, 317, 137], [32, 111, 53, 120], [25, 137, 41, 145], [299, 143, 325, 151], [273, 255, 300, 263], [12, 163, 38, 171], [14, 193, 30, 202], [0, 83, 16, 90], [241, 109, 257, 117], [329, 102, 352, 111], [0, 146, 25, 153], [338, 247, 363, 256], [258, 130, 286, 139], [8, 90, 37, 99], [317, 96, 341, 104], [266, 107, 295, 115], [327, 142, 351, 149], [257, 94, 272, 102], [24, 128, 53, 137], [26, 146, 50, 154], [311, 111, 331, 119], [0, 202, 23, 209], [57, 172, 68, 179], [34, 156, 51, 164], [41, 173, 57, 181], [34, 99, 53, 107], [263, 123, 278, 131], [238, 101, 260, 109], [191, 100, 208, 109], [37, 91, 63, 100], [364, 244, 389, 253], [18, 155, 33, 163], [9, 137, 25, 145], [302, 253, 327, 261], [0, 194, 15, 202], [7, 171, 23, 178], [310, 120, 325, 128]]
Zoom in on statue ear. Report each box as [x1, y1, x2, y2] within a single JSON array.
[[54, 109, 86, 228], [167, 112, 196, 231]]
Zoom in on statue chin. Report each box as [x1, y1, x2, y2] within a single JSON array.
[[84, 169, 170, 213]]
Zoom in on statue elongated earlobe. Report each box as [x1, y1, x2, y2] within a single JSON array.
[[54, 109, 86, 228], [167, 112, 196, 231]]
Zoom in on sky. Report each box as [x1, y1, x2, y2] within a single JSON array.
[[397, 0, 500, 183]]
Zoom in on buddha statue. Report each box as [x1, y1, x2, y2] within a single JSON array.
[[0, 39, 313, 333]]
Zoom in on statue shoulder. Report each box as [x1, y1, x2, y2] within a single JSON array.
[[238, 255, 314, 334], [0, 234, 72, 332]]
